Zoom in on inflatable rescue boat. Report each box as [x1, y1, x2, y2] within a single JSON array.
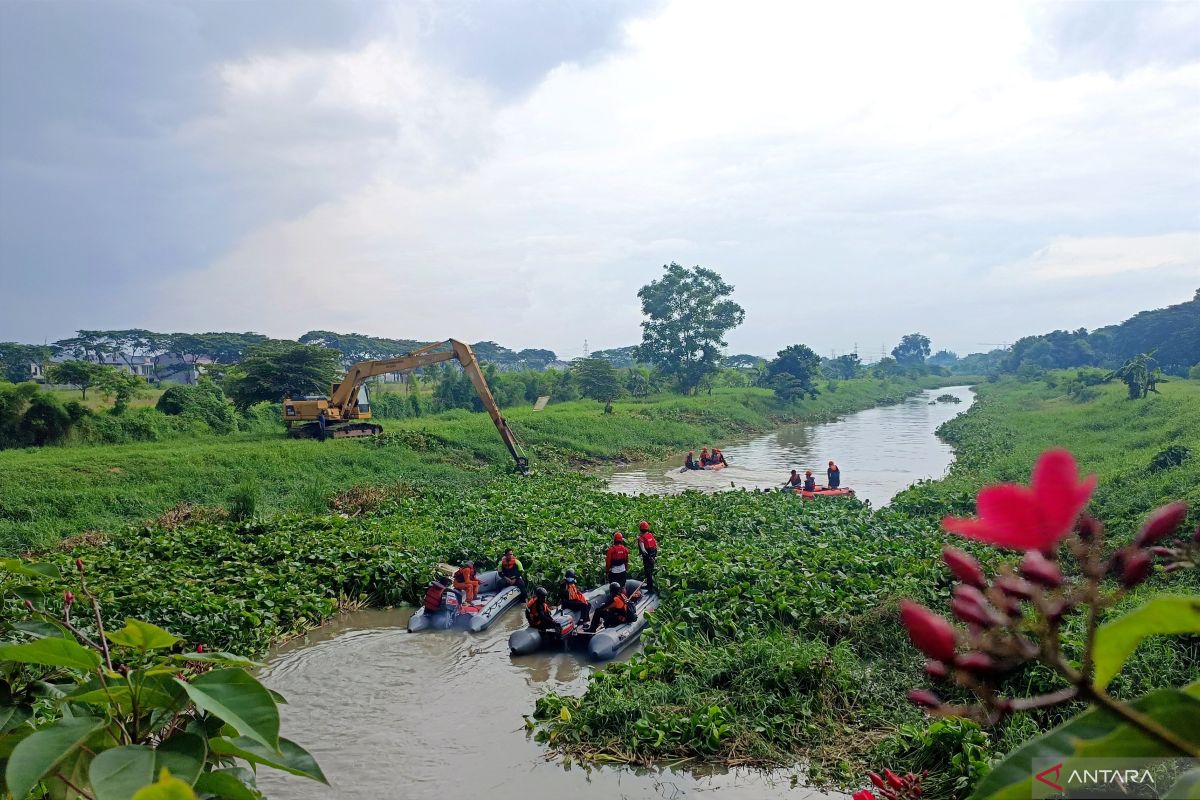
[[408, 570, 523, 633], [795, 487, 855, 499], [508, 579, 659, 661]]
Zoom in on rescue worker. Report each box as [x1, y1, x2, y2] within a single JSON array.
[[525, 587, 561, 633], [422, 575, 454, 614], [587, 582, 638, 631], [827, 460, 841, 489], [453, 560, 480, 603], [684, 450, 700, 470], [605, 532, 630, 586], [317, 408, 328, 442], [711, 448, 728, 467], [699, 447, 710, 466], [782, 469, 803, 491], [559, 569, 591, 616], [636, 521, 658, 592], [498, 548, 527, 597], [803, 470, 817, 492]]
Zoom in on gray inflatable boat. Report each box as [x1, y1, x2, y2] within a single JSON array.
[[407, 570, 523, 633], [508, 579, 659, 661]]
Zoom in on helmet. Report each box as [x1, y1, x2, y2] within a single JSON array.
[[437, 575, 452, 586], [638, 521, 650, 531], [609, 582, 622, 594], [465, 560, 474, 568], [565, 568, 576, 579], [535, 587, 548, 598], [613, 532, 624, 542]]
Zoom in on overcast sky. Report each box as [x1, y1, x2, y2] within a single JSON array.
[[1, 0, 1198, 360]]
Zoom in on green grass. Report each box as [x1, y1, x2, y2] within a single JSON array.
[[0, 380, 935, 554], [45, 387, 164, 411]]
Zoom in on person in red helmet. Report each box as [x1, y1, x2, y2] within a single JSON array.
[[605, 532, 629, 585], [636, 520, 658, 592]]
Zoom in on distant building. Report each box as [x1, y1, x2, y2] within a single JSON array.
[[153, 354, 213, 385]]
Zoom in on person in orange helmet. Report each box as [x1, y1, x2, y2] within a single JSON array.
[[452, 560, 481, 603], [636, 520, 658, 592], [605, 531, 630, 585]]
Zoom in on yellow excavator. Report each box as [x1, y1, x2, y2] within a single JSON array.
[[282, 339, 529, 472]]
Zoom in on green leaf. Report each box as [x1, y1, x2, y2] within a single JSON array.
[[90, 745, 156, 800], [192, 770, 260, 800], [0, 637, 102, 671], [1076, 692, 1200, 758], [0, 703, 31, 733], [1167, 769, 1200, 799], [1092, 596, 1200, 689], [10, 620, 70, 639], [0, 727, 34, 759], [106, 619, 180, 652], [0, 559, 60, 579], [176, 670, 279, 750], [69, 685, 179, 716], [208, 736, 328, 784], [155, 734, 205, 786], [130, 769, 199, 800], [5, 715, 105, 800], [969, 688, 1195, 800]]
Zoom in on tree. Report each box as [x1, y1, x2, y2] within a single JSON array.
[[1106, 351, 1165, 399], [766, 344, 821, 401], [573, 358, 623, 405], [891, 333, 932, 365], [223, 341, 341, 410], [822, 353, 862, 380], [47, 360, 100, 399], [927, 349, 959, 368], [94, 366, 147, 414], [0, 342, 49, 383], [635, 263, 745, 394]]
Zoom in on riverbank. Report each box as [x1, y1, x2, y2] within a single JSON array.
[[0, 377, 946, 553]]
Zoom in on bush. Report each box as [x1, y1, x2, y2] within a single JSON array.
[[369, 391, 412, 419], [1190, 363, 1200, 380], [228, 479, 259, 521], [156, 379, 239, 434], [75, 407, 208, 445], [0, 381, 79, 449]]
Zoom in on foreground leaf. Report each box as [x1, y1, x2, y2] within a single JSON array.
[[208, 736, 328, 783], [106, 619, 180, 652], [155, 734, 205, 786], [176, 670, 279, 750], [192, 769, 260, 800], [1092, 596, 1200, 689], [0, 638, 101, 671], [0, 559, 60, 579], [5, 716, 105, 800], [90, 745, 156, 800], [1167, 769, 1200, 800], [130, 769, 199, 800]]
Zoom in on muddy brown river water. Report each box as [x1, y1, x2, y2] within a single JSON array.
[[258, 387, 974, 798]]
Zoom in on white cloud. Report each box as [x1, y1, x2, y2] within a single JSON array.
[[151, 0, 1200, 356], [994, 232, 1200, 283]]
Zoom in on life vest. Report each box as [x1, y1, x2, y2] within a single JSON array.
[[526, 597, 548, 626], [803, 477, 816, 492], [605, 592, 630, 618], [564, 582, 587, 603], [606, 544, 628, 573], [453, 565, 476, 584], [638, 532, 658, 552], [499, 556, 520, 577], [423, 582, 447, 612]]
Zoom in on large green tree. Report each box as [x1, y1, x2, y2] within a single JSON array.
[[47, 360, 100, 399], [0, 343, 50, 383], [635, 263, 745, 394], [572, 358, 624, 405], [766, 344, 822, 401], [891, 333, 932, 365], [224, 341, 341, 410], [93, 366, 147, 414]]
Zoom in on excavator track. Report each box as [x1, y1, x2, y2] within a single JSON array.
[[288, 422, 384, 439]]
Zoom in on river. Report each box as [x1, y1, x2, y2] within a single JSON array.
[[607, 386, 975, 505], [257, 387, 974, 799]]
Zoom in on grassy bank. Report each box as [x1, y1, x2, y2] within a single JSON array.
[[0, 378, 934, 553]]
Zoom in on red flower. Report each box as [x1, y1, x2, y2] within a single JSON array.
[[853, 791, 876, 800], [1135, 501, 1188, 546], [899, 601, 957, 662], [943, 450, 1096, 550], [942, 546, 986, 588]]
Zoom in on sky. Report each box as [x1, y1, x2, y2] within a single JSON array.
[[1, 0, 1198, 361]]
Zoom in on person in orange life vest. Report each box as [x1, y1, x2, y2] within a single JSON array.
[[453, 560, 480, 603], [803, 470, 817, 492], [699, 447, 710, 466], [422, 575, 456, 614], [525, 587, 561, 633], [606, 532, 630, 585], [711, 449, 728, 466], [827, 460, 841, 489], [587, 582, 638, 631], [684, 450, 700, 470], [559, 569, 591, 616], [498, 548, 527, 598], [636, 521, 658, 592], [782, 469, 803, 491]]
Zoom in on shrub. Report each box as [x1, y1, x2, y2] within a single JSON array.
[[227, 479, 259, 522], [156, 379, 239, 434], [0, 381, 79, 448]]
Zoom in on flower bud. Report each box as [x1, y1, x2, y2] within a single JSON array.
[[1164, 562, 1187, 573], [75, 558, 84, 572], [885, 769, 904, 789], [853, 790, 877, 800], [23, 599, 34, 611], [955, 651, 995, 675], [1077, 515, 1102, 542], [119, 664, 131, 676], [951, 596, 994, 628], [870, 772, 886, 790], [1136, 501, 1188, 546], [899, 601, 957, 663], [64, 590, 75, 605], [1019, 551, 1063, 588], [1149, 546, 1174, 557], [1044, 598, 1072, 623], [942, 547, 986, 589], [924, 660, 948, 679], [907, 689, 942, 709], [1121, 551, 1153, 588], [995, 575, 1034, 599]]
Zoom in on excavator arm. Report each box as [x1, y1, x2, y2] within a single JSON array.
[[328, 339, 529, 473]]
